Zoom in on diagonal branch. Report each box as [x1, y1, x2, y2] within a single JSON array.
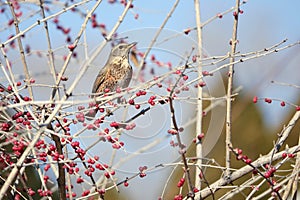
[[133, 0, 180, 81]]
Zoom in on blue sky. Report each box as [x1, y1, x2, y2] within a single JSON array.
[[1, 1, 300, 199]]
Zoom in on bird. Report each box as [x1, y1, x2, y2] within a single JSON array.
[[85, 42, 137, 120]]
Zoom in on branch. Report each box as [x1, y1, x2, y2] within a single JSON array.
[[0, 128, 45, 199], [133, 0, 180, 81], [38, 0, 58, 90], [169, 97, 195, 199], [7, 0, 33, 99], [192, 145, 300, 199], [225, 0, 240, 178], [193, 0, 203, 191]]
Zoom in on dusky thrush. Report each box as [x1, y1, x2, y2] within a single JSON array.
[[86, 42, 137, 120]]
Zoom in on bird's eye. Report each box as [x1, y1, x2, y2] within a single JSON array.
[[119, 46, 124, 49]]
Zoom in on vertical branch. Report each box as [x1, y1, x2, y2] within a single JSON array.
[[48, 124, 66, 200], [38, 0, 59, 96], [225, 0, 240, 177], [169, 97, 195, 199], [7, 1, 34, 99], [193, 0, 203, 191]]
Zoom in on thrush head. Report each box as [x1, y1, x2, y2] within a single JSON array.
[[110, 42, 137, 58]]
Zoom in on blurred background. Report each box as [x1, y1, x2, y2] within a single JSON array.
[[0, 0, 300, 199]]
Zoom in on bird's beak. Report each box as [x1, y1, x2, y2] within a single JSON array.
[[128, 42, 137, 49]]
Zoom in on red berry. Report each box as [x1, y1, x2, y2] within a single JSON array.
[[236, 155, 243, 160], [135, 104, 140, 109], [281, 152, 287, 159], [76, 177, 84, 184], [253, 96, 258, 103], [177, 181, 183, 187], [63, 28, 71, 34], [8, 19, 14, 26], [134, 13, 139, 19], [234, 148, 242, 155], [245, 158, 252, 164], [68, 44, 76, 51], [7, 85, 12, 91], [23, 96, 31, 101], [197, 133, 204, 140], [53, 17, 59, 24], [99, 23, 106, 28], [104, 172, 110, 178], [124, 181, 129, 187], [110, 170, 115, 175], [264, 98, 272, 104], [264, 171, 271, 178], [98, 189, 105, 194], [183, 28, 191, 35], [202, 71, 210, 76], [198, 81, 206, 87], [110, 121, 119, 128], [180, 178, 185, 183], [128, 99, 135, 105], [175, 70, 181, 75], [150, 54, 155, 61], [288, 153, 295, 158], [149, 101, 155, 106], [61, 76, 68, 81], [270, 166, 276, 173], [192, 55, 197, 62], [28, 188, 35, 196]]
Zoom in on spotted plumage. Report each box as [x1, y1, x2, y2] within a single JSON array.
[[86, 42, 136, 120]]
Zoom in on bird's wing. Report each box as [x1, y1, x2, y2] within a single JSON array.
[[91, 66, 108, 94]]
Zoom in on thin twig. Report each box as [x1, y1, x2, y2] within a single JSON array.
[[7, 0, 33, 99], [133, 0, 180, 81], [2, 0, 92, 46], [169, 97, 195, 199], [50, 0, 104, 100], [225, 0, 240, 178], [38, 0, 58, 94]]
